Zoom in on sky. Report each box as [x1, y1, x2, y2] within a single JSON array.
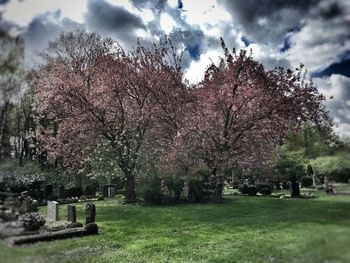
[[0, 0, 349, 141]]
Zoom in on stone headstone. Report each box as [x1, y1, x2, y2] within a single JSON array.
[[58, 185, 65, 199], [47, 201, 59, 221], [67, 204, 76, 223], [86, 203, 96, 224], [102, 185, 109, 197], [290, 182, 300, 197], [108, 186, 116, 197]]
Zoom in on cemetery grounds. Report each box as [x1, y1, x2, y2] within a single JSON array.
[[0, 187, 350, 263]]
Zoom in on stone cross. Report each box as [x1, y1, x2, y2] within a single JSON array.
[[86, 203, 96, 224], [47, 201, 59, 221], [67, 204, 76, 222]]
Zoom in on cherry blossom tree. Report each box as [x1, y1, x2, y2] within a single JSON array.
[[173, 39, 330, 202], [32, 31, 186, 203]]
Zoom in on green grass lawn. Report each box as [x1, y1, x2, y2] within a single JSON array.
[[1, 193, 350, 263]]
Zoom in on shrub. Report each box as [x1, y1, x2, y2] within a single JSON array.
[[141, 177, 162, 204], [164, 176, 184, 202], [300, 176, 313, 188], [247, 186, 258, 196], [0, 172, 44, 196], [188, 168, 211, 203], [65, 187, 83, 198], [238, 184, 249, 194], [84, 185, 96, 197], [256, 183, 272, 191], [18, 212, 45, 231], [259, 188, 272, 195], [282, 181, 290, 190]]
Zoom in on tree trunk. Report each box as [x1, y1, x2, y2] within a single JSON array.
[[124, 170, 136, 203], [211, 167, 223, 202]]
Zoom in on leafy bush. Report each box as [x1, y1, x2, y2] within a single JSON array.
[[140, 176, 162, 204], [300, 176, 313, 187], [18, 212, 45, 231], [282, 181, 290, 190], [238, 184, 249, 194], [188, 168, 210, 203], [310, 152, 350, 183], [259, 188, 272, 195], [255, 183, 272, 191], [65, 187, 83, 198], [0, 172, 44, 196], [164, 176, 184, 202], [247, 186, 258, 196], [84, 185, 96, 197]]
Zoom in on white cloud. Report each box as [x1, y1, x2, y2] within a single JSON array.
[[314, 74, 350, 141], [160, 12, 177, 34], [3, 0, 87, 26], [184, 49, 223, 84], [287, 16, 350, 72]]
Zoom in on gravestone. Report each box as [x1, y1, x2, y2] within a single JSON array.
[[47, 201, 59, 221], [86, 203, 96, 224], [102, 185, 109, 197], [58, 185, 65, 199], [108, 186, 116, 197], [290, 182, 300, 197], [67, 204, 76, 223]]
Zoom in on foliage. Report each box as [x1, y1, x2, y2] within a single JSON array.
[[32, 31, 187, 203], [139, 176, 163, 205], [164, 176, 184, 202], [283, 123, 340, 159], [255, 183, 272, 191], [300, 176, 313, 187], [188, 167, 211, 203], [167, 40, 329, 201], [238, 184, 249, 194], [276, 149, 307, 182], [18, 212, 45, 231], [259, 188, 272, 195], [310, 152, 350, 183], [247, 186, 258, 196]]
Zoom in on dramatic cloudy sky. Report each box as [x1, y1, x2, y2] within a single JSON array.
[[0, 0, 349, 141]]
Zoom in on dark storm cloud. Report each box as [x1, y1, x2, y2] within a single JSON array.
[[218, 0, 347, 46], [22, 10, 82, 65], [218, 0, 318, 44], [315, 0, 342, 19], [85, 0, 144, 31], [84, 0, 148, 47]]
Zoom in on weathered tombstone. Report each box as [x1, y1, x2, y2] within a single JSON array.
[[47, 201, 59, 221], [44, 184, 53, 198], [67, 204, 76, 222], [86, 203, 96, 224], [108, 186, 116, 197], [102, 185, 109, 197], [58, 185, 65, 199], [290, 182, 300, 197]]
